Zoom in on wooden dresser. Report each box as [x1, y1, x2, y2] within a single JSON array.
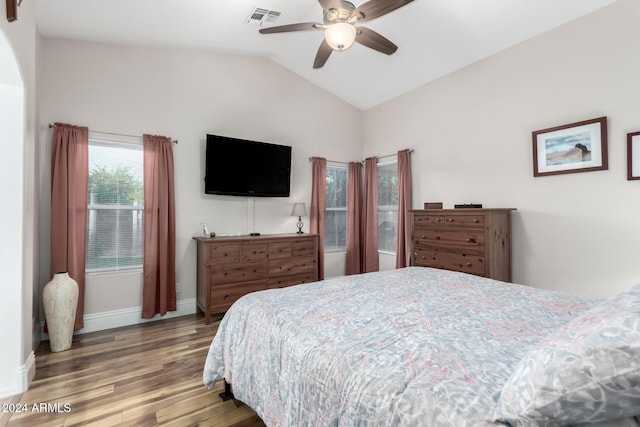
[[193, 233, 319, 324], [410, 208, 515, 282]]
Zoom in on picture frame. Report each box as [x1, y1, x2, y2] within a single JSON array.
[[532, 116, 608, 177], [627, 131, 640, 180]]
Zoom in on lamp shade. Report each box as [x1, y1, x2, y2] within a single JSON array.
[[324, 23, 356, 51], [291, 202, 307, 217]]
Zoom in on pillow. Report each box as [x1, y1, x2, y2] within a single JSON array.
[[494, 283, 640, 425]]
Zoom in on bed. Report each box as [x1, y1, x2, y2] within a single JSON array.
[[203, 267, 640, 426]]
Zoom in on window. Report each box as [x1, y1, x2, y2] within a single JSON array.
[[325, 165, 348, 251], [86, 137, 144, 273], [377, 160, 398, 253]]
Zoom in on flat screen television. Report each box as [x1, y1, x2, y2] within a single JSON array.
[[205, 134, 292, 197]]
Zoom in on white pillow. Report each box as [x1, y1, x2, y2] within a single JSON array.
[[494, 284, 640, 425]]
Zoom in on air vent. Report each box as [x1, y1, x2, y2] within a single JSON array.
[[247, 7, 281, 26]]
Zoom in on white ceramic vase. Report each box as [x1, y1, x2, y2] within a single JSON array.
[[43, 272, 79, 352]]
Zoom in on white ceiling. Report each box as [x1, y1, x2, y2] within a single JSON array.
[[34, 0, 617, 110]]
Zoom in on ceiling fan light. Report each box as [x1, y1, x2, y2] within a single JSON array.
[[324, 23, 356, 51]]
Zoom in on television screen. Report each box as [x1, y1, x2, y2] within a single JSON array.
[[205, 134, 292, 197]]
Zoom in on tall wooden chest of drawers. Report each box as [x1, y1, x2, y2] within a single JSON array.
[[410, 208, 515, 282], [193, 234, 319, 324]]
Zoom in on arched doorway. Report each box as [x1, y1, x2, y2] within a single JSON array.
[[0, 26, 27, 397]]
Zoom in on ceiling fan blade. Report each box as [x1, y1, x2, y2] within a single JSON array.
[[318, 0, 343, 13], [355, 26, 397, 55], [259, 22, 322, 34], [313, 39, 333, 69], [355, 0, 415, 22]]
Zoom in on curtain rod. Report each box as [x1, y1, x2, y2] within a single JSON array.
[[376, 149, 414, 161], [308, 158, 353, 165], [48, 123, 178, 144], [308, 149, 414, 165]]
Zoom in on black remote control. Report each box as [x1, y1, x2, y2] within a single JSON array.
[[454, 203, 482, 209]]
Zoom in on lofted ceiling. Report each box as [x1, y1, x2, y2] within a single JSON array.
[[35, 0, 617, 110]]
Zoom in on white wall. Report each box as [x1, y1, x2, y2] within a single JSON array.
[[0, 79, 25, 397], [364, 0, 640, 298], [39, 40, 363, 327], [0, 0, 38, 398]]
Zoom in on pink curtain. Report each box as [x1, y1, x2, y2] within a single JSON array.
[[50, 122, 89, 330], [142, 134, 176, 318], [362, 157, 379, 272], [345, 161, 362, 275], [395, 149, 412, 268], [310, 157, 326, 280]]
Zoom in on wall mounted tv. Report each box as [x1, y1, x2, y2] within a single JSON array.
[[205, 134, 292, 197]]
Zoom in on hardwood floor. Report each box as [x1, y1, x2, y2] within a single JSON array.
[[4, 315, 266, 427]]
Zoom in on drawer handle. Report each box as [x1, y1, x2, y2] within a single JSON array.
[[473, 218, 479, 223], [416, 217, 422, 222], [465, 262, 472, 267], [447, 218, 454, 222], [465, 238, 476, 243], [223, 294, 229, 299], [435, 218, 441, 222]]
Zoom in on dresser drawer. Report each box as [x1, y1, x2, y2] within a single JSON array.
[[444, 214, 485, 227], [268, 272, 317, 289], [242, 243, 268, 262], [269, 255, 316, 277], [210, 280, 268, 313], [269, 242, 292, 259], [413, 248, 485, 276], [210, 262, 267, 284], [208, 243, 241, 263], [413, 214, 446, 225], [413, 227, 485, 255], [292, 240, 315, 257]]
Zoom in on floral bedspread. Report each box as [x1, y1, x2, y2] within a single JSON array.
[[203, 267, 599, 426]]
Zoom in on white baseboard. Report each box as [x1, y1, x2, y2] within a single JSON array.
[[40, 298, 197, 340], [19, 352, 35, 390], [0, 351, 35, 399]]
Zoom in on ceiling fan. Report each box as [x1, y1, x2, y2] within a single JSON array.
[[259, 0, 415, 69]]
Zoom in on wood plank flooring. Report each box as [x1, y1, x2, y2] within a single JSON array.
[[4, 315, 266, 427]]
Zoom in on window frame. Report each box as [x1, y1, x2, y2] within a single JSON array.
[[86, 135, 145, 275], [376, 159, 398, 255], [324, 163, 348, 253]]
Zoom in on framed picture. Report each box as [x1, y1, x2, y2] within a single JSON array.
[[532, 116, 608, 177], [627, 131, 640, 180]]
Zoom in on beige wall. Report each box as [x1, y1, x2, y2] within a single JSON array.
[[365, 0, 640, 297], [39, 40, 363, 329]]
